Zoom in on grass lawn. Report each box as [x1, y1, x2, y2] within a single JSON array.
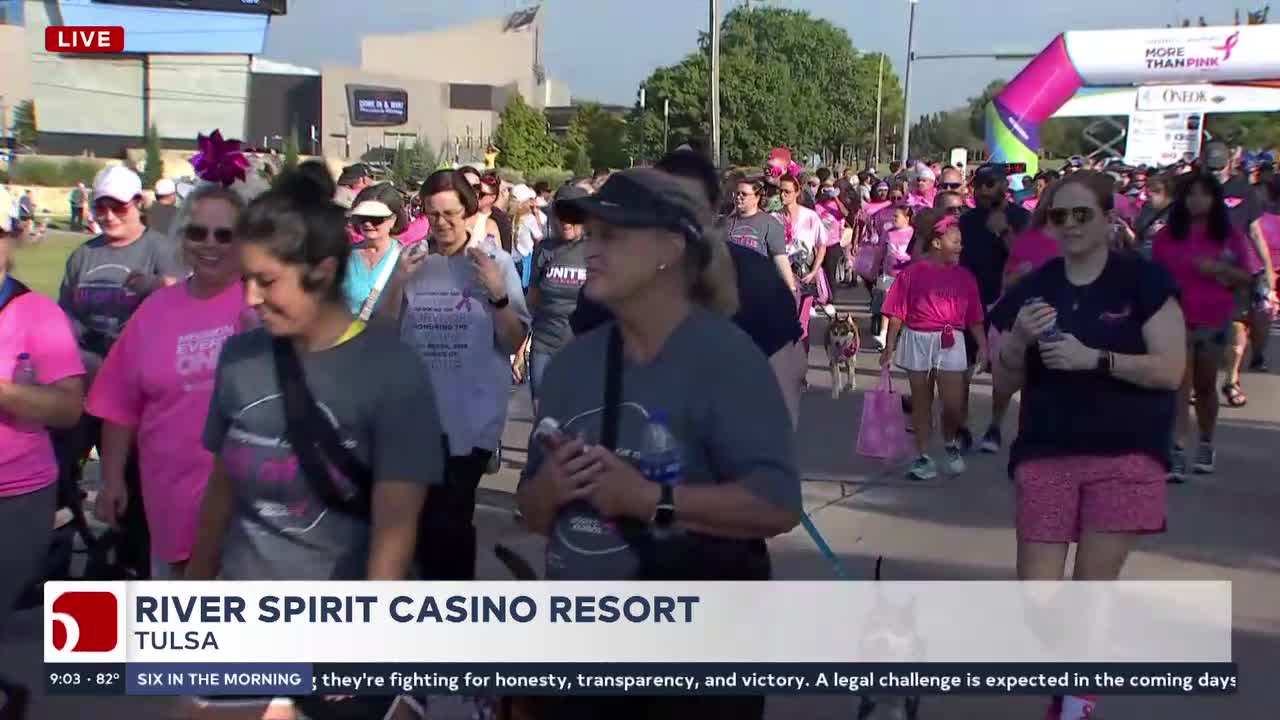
[[11, 229, 88, 298]]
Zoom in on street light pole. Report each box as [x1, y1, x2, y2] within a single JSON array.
[[873, 54, 884, 167], [710, 0, 721, 167], [900, 0, 918, 165]]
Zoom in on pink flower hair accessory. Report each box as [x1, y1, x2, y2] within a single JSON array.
[[191, 130, 250, 187]]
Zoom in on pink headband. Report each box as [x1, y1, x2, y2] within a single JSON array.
[[933, 214, 959, 235]]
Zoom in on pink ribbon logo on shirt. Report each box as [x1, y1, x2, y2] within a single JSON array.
[[455, 287, 474, 311]]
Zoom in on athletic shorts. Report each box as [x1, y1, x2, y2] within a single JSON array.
[[1014, 454, 1167, 544], [1187, 325, 1228, 352], [894, 327, 968, 373]]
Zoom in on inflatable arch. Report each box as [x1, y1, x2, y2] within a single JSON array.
[[986, 23, 1280, 173]]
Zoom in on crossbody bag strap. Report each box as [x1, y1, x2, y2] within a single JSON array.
[[357, 243, 402, 322], [270, 337, 372, 516]]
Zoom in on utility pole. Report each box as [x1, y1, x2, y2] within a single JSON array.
[[663, 98, 670, 154], [873, 54, 884, 168], [900, 0, 918, 165], [710, 0, 722, 167]]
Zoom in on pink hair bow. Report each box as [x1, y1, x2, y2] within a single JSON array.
[[192, 130, 250, 187]]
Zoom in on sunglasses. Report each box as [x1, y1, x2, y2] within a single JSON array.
[[351, 215, 390, 226], [942, 206, 965, 216], [183, 224, 235, 244], [1047, 206, 1098, 226], [93, 198, 133, 216], [938, 182, 963, 190]]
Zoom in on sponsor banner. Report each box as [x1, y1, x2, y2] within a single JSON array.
[[47, 662, 1239, 697], [1126, 111, 1205, 167], [44, 581, 1231, 665], [1066, 24, 1280, 86], [347, 85, 409, 126], [1137, 83, 1280, 113]]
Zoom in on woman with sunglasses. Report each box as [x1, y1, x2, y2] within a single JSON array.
[[55, 165, 185, 579], [377, 169, 530, 581], [775, 174, 834, 319], [88, 185, 247, 580], [990, 172, 1184, 720], [1152, 172, 1262, 479], [0, 217, 86, 720], [344, 183, 409, 319], [880, 210, 988, 481], [459, 168, 509, 253]]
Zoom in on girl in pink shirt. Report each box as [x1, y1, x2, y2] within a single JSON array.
[[88, 185, 248, 578], [0, 223, 86, 703], [881, 212, 988, 481], [1151, 172, 1261, 477]]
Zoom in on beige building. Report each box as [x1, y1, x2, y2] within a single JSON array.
[[318, 5, 571, 165]]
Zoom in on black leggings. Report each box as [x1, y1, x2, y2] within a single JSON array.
[[415, 448, 492, 580], [822, 244, 842, 287], [50, 414, 149, 579]]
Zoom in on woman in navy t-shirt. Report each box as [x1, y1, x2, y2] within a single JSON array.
[[990, 171, 1186, 719]]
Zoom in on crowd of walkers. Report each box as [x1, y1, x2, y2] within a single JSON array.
[[0, 132, 1276, 720]]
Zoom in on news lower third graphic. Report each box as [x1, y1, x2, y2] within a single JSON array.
[[43, 581, 1239, 698]]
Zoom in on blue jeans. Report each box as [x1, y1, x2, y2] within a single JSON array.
[[528, 350, 552, 406]]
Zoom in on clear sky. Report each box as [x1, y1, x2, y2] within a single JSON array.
[[262, 0, 1233, 120]]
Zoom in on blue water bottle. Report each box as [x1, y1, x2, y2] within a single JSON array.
[[639, 411, 683, 540]]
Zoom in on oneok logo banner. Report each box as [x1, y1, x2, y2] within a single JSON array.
[[45, 582, 129, 663]]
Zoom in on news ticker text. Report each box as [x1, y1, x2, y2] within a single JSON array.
[[47, 662, 1238, 696]]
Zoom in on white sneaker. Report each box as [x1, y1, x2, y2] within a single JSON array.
[[944, 442, 966, 474], [823, 304, 836, 317]]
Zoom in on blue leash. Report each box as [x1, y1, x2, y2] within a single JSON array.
[[800, 513, 850, 579]]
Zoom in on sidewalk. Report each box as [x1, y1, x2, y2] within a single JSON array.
[[4, 291, 1276, 719]]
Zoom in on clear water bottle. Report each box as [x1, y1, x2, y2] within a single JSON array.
[[639, 411, 683, 539], [10, 353, 39, 433]]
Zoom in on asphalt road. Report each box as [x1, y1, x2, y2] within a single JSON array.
[[4, 288, 1277, 719]]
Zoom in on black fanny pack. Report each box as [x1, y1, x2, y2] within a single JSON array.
[[599, 325, 770, 581]]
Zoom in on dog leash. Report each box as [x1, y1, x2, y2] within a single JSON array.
[[800, 513, 851, 579]]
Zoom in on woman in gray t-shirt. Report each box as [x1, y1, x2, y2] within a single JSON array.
[[517, 168, 801, 719]]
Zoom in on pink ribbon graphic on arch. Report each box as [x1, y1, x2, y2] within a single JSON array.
[[1213, 31, 1240, 62], [455, 287, 474, 311]]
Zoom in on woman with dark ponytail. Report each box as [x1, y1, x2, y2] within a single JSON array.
[[185, 161, 440, 719]]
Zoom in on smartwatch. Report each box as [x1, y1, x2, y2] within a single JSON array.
[[652, 484, 676, 530], [489, 295, 510, 309]]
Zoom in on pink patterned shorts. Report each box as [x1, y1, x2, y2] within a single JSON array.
[[1015, 454, 1167, 543]]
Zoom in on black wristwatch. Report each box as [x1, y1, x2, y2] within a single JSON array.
[[652, 484, 676, 530], [489, 294, 510, 309], [1096, 350, 1113, 374]]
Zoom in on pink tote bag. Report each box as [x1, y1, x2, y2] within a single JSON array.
[[856, 369, 913, 461]]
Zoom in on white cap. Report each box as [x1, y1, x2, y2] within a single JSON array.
[[349, 200, 393, 218], [511, 184, 537, 203], [93, 165, 143, 203], [915, 166, 936, 181], [155, 178, 176, 196]]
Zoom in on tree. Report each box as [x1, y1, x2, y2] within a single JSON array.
[[282, 127, 300, 171], [968, 80, 1007, 142], [910, 109, 980, 159], [142, 122, 163, 187], [491, 92, 561, 174], [562, 103, 628, 173], [12, 99, 36, 147], [561, 116, 592, 176], [635, 6, 904, 167]]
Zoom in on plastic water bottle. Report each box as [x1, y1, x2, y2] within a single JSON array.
[[10, 353, 38, 433], [639, 411, 682, 539]]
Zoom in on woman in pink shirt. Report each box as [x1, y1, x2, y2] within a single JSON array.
[[1152, 172, 1262, 480], [881, 210, 989, 481], [89, 185, 248, 578], [869, 205, 914, 348], [0, 221, 85, 715]]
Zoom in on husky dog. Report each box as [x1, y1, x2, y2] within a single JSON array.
[[857, 557, 924, 720], [824, 312, 860, 399]]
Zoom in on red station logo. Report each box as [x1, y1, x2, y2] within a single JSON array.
[[45, 26, 126, 53]]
